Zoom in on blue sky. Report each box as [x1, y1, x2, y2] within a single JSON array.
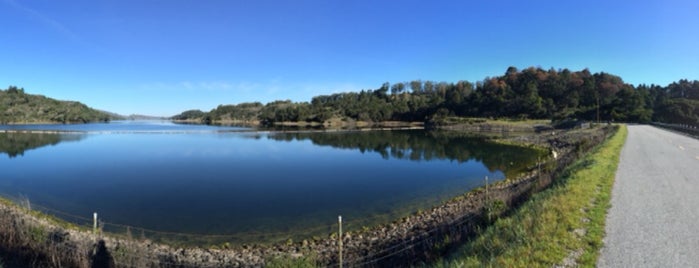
[[1, 0, 698, 116]]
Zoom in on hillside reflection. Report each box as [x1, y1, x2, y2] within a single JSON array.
[[269, 130, 544, 178], [0, 132, 85, 158]]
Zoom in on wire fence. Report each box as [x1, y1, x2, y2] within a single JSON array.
[[1, 159, 565, 268], [4, 143, 602, 268], [1, 175, 507, 267], [0, 158, 556, 267], [2, 188, 478, 246], [339, 213, 480, 267]]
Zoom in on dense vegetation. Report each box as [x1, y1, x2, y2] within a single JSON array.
[[173, 67, 699, 125], [0, 86, 113, 124]]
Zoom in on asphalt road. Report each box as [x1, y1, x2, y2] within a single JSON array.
[[598, 125, 699, 267]]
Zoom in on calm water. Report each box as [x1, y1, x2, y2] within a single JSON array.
[[0, 121, 541, 243]]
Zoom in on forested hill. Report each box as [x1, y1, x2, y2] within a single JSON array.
[[173, 67, 699, 126], [0, 86, 112, 124]]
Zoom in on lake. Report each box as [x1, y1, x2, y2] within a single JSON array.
[[0, 121, 542, 244]]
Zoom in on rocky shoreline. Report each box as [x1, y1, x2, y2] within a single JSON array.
[[0, 126, 616, 267]]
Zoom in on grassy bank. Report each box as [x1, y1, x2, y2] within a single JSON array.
[[433, 125, 626, 267]]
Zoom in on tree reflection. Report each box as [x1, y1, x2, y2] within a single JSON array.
[[269, 130, 545, 178], [0, 132, 84, 158]]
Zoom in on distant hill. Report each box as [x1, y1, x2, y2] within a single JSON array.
[[0, 86, 114, 124], [125, 114, 166, 120], [97, 110, 127, 121], [95, 111, 165, 121]]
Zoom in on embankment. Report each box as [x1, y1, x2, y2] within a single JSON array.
[[0, 126, 615, 267]]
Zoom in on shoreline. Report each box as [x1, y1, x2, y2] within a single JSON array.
[[172, 118, 426, 129], [0, 126, 615, 267]]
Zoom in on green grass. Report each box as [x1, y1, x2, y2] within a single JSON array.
[[432, 125, 627, 267], [265, 254, 317, 268]]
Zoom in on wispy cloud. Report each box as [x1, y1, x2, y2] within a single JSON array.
[[137, 79, 366, 104], [139, 81, 262, 92], [2, 0, 82, 43], [300, 82, 364, 95]]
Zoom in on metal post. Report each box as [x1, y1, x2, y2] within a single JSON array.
[[338, 215, 343, 268], [485, 176, 490, 221], [485, 176, 489, 203]]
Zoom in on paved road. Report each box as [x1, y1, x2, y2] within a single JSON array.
[[598, 125, 699, 267]]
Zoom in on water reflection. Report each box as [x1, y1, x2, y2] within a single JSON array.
[[269, 130, 544, 178], [0, 132, 85, 158]]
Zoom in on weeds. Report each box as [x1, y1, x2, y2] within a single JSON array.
[[266, 253, 317, 268], [28, 226, 47, 243]]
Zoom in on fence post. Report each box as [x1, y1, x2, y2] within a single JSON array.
[[485, 176, 490, 222], [485, 176, 489, 202], [92, 212, 98, 255], [338, 215, 343, 268], [93, 212, 98, 240]]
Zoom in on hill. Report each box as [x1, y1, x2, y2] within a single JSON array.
[[173, 67, 699, 126], [0, 86, 113, 124]]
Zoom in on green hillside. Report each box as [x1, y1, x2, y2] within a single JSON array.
[[173, 67, 699, 126], [0, 86, 112, 124]]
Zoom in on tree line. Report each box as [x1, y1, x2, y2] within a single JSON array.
[[173, 67, 699, 125], [0, 86, 113, 124]]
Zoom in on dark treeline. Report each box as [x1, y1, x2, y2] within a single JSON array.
[[0, 86, 113, 124], [173, 67, 699, 125], [0, 133, 84, 158], [269, 130, 544, 178]]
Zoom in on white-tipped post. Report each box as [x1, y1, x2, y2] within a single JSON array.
[[93, 212, 98, 242], [338, 215, 343, 268]]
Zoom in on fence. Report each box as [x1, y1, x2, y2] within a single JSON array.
[[0, 162, 558, 267], [0, 172, 536, 267], [5, 197, 407, 246], [652, 122, 699, 137]]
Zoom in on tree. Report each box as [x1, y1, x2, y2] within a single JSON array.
[[391, 83, 405, 95], [409, 80, 422, 93]]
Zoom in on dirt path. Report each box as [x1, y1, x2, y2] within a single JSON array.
[[598, 125, 699, 267]]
